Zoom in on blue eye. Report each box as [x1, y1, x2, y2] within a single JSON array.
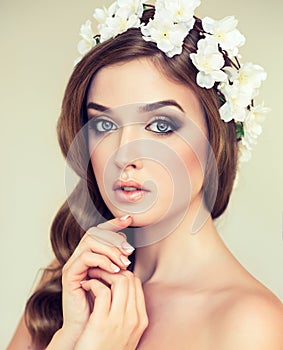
[[88, 118, 118, 134], [146, 117, 178, 135]]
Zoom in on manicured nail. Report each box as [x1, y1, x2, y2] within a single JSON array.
[[120, 255, 131, 266], [117, 231, 127, 239], [111, 263, 120, 272], [120, 214, 131, 221], [121, 241, 135, 253]]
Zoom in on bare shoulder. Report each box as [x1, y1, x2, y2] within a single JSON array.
[[210, 286, 283, 349], [7, 258, 60, 350]]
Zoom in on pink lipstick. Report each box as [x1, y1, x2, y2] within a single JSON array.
[[113, 180, 149, 203]]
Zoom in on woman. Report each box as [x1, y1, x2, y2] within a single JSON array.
[[8, 1, 283, 349]]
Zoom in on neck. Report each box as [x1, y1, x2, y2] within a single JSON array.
[[132, 198, 226, 286]]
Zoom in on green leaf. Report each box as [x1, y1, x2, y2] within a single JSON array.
[[236, 123, 244, 140], [218, 94, 226, 103]]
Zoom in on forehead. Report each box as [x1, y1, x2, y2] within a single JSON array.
[[87, 58, 205, 127]]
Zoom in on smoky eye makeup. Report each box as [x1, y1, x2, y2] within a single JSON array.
[[145, 115, 183, 135], [86, 104, 187, 136], [144, 109, 185, 135], [87, 115, 119, 135]]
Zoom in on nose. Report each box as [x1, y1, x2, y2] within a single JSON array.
[[114, 125, 143, 170]]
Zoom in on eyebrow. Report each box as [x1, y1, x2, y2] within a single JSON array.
[[86, 99, 185, 114], [87, 102, 110, 112]]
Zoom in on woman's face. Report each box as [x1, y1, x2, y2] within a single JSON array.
[[86, 58, 209, 227]]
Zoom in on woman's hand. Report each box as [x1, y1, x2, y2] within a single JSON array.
[[56, 215, 137, 348], [75, 268, 148, 350]]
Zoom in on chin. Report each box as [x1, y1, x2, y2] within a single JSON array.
[[130, 212, 166, 227], [109, 207, 161, 227]]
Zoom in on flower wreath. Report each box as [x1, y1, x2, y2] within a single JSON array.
[[75, 0, 270, 162]]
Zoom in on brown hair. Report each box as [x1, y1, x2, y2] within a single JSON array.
[[24, 9, 238, 349]]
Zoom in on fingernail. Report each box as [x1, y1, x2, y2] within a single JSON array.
[[120, 214, 131, 221], [120, 255, 131, 266], [111, 263, 120, 272], [121, 241, 135, 253], [80, 280, 87, 285], [117, 232, 127, 239]]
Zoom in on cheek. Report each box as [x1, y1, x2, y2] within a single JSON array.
[[90, 154, 102, 182], [145, 160, 174, 197], [173, 141, 206, 194], [89, 139, 111, 187], [90, 146, 115, 212]]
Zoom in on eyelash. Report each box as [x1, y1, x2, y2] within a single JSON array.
[[145, 116, 179, 135], [88, 116, 180, 136], [88, 118, 118, 134]]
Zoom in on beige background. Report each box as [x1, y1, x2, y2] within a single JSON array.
[[1, 0, 282, 348]]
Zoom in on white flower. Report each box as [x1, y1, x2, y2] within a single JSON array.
[[154, 0, 167, 12], [224, 63, 267, 97], [77, 20, 96, 56], [117, 0, 144, 17], [93, 1, 141, 42], [104, 10, 140, 41], [93, 2, 117, 24], [219, 63, 267, 123], [219, 81, 251, 122], [202, 16, 245, 56], [219, 101, 248, 123], [241, 103, 270, 149], [141, 12, 189, 57], [141, 0, 201, 58], [249, 103, 270, 123], [93, 3, 117, 42], [239, 99, 270, 162], [158, 0, 200, 28], [238, 143, 252, 162], [190, 36, 227, 88]]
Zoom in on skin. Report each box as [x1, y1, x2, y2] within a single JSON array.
[[7, 59, 283, 350]]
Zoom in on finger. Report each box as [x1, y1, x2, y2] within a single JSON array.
[[88, 228, 134, 253], [117, 231, 127, 239], [96, 215, 132, 232], [88, 268, 129, 314], [87, 227, 135, 255], [70, 233, 132, 270], [63, 252, 121, 289], [80, 279, 111, 318], [121, 271, 137, 317]]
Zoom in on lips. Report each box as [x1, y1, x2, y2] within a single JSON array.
[[113, 179, 149, 203]]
